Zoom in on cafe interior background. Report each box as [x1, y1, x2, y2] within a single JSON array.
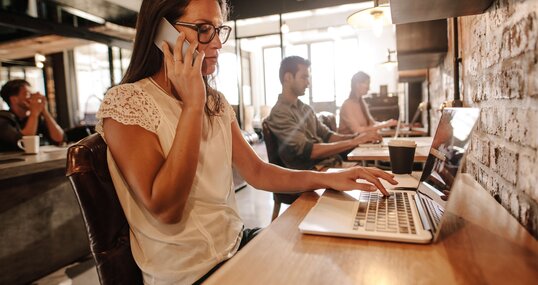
[[0, 0, 537, 282]]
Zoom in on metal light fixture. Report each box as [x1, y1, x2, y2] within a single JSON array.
[[280, 22, 290, 34], [34, 53, 46, 69], [380, 49, 397, 70], [347, 0, 391, 37]]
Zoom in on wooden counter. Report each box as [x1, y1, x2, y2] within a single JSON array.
[[0, 146, 68, 180], [0, 146, 89, 285]]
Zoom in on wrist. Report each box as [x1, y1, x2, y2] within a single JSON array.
[[28, 112, 40, 119], [181, 105, 205, 115]]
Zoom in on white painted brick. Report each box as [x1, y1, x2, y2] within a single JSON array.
[[478, 167, 491, 191], [505, 108, 538, 148], [499, 59, 525, 99], [481, 108, 504, 136], [518, 151, 538, 201], [433, 0, 538, 237], [500, 12, 537, 59], [485, 35, 502, 69], [499, 182, 514, 212], [467, 74, 486, 102], [491, 145, 519, 185], [479, 135, 490, 166], [518, 199, 531, 228], [529, 41, 538, 97], [470, 134, 490, 166]]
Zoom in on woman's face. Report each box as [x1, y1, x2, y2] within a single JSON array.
[[175, 0, 224, 75], [355, 79, 370, 97]]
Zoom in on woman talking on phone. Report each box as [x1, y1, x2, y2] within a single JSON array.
[[96, 0, 397, 284]]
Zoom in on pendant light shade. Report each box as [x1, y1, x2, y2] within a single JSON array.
[[347, 0, 392, 37]]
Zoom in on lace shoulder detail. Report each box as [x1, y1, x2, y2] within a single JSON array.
[[96, 83, 160, 134]]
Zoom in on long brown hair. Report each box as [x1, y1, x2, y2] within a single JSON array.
[[349, 71, 369, 99], [349, 71, 373, 126], [121, 0, 229, 116]]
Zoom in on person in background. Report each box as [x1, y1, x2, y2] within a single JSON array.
[[96, 1, 396, 284], [338, 71, 398, 135], [0, 79, 64, 151], [266, 56, 382, 171]]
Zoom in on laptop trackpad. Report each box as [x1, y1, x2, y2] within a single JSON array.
[[300, 194, 356, 232]]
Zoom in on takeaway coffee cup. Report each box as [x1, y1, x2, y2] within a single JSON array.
[[388, 139, 416, 174], [17, 135, 40, 154]]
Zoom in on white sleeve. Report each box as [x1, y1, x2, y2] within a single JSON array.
[[95, 84, 161, 135]]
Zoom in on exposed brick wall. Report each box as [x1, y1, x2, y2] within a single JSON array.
[[428, 0, 538, 238]]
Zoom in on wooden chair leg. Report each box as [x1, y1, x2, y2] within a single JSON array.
[[271, 201, 281, 221]]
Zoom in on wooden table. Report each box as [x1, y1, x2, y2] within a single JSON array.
[[347, 136, 433, 162], [205, 174, 538, 285]]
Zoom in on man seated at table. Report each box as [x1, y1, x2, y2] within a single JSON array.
[[265, 56, 381, 170], [0, 79, 64, 151]]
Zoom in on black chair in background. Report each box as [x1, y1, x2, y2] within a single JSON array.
[[64, 125, 96, 143], [66, 133, 143, 285], [261, 120, 302, 221]]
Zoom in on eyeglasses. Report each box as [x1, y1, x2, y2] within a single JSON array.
[[174, 21, 232, 44]]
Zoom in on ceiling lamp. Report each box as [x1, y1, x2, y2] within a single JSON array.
[[380, 49, 397, 70], [347, 0, 392, 37]]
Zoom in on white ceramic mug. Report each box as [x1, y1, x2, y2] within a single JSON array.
[[17, 135, 40, 154]]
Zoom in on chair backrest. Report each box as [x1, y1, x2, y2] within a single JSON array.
[[262, 120, 284, 166], [316, 111, 337, 132], [262, 120, 301, 207], [66, 133, 143, 285]]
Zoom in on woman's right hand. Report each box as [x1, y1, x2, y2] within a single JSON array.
[[162, 33, 207, 110], [352, 131, 382, 145], [376, 119, 398, 129], [324, 167, 397, 196]]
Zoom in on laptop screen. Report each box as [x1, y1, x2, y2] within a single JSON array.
[[419, 108, 480, 205]]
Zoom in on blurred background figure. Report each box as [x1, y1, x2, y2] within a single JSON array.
[[0, 79, 64, 151], [338, 71, 398, 136]]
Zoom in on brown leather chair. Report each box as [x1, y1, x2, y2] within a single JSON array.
[[261, 120, 301, 221], [66, 133, 143, 285]]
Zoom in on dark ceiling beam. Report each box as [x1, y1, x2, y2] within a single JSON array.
[[48, 0, 137, 27], [228, 0, 366, 20], [0, 10, 132, 49]]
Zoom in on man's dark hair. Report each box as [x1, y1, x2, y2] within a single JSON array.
[[1, 79, 30, 108], [279, 56, 311, 84]]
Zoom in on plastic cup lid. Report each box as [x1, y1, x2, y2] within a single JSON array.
[[388, 139, 416, 148]]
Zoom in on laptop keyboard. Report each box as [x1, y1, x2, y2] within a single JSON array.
[[353, 192, 417, 235], [422, 196, 444, 229]]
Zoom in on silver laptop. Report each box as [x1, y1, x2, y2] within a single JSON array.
[[299, 108, 480, 244]]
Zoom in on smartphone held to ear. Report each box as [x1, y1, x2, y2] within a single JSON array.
[[154, 18, 197, 60]]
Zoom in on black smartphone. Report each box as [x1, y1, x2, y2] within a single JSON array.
[[154, 18, 197, 59]]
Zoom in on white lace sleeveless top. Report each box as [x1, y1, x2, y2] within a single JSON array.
[[96, 78, 243, 285]]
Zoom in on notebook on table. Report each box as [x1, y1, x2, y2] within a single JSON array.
[[299, 107, 480, 244]]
